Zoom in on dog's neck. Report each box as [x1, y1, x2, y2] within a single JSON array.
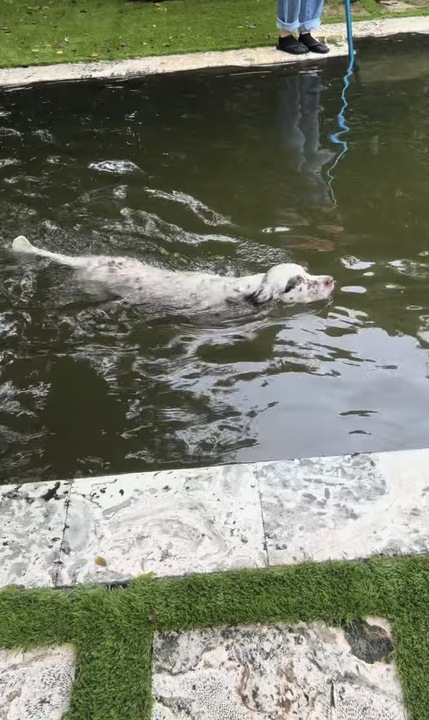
[[226, 273, 265, 304], [238, 273, 265, 292]]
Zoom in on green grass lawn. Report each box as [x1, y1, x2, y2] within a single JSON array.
[[1, 556, 429, 719], [0, 0, 411, 69]]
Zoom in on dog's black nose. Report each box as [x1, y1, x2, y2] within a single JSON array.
[[324, 276, 334, 286]]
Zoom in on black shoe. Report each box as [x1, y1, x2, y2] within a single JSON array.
[[277, 35, 309, 55], [298, 32, 329, 53]]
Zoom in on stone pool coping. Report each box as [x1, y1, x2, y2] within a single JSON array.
[[1, 16, 429, 88], [1, 447, 429, 590]]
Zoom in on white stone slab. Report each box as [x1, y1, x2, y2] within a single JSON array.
[[259, 449, 429, 566], [0, 481, 70, 588], [2, 448, 429, 588], [57, 465, 267, 586], [0, 645, 75, 720], [152, 619, 406, 719], [2, 18, 429, 88]]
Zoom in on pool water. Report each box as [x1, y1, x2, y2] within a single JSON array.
[[1, 35, 429, 484]]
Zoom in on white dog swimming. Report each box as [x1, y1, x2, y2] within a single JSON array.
[[11, 235, 334, 311]]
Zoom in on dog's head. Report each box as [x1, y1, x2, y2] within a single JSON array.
[[246, 263, 334, 305]]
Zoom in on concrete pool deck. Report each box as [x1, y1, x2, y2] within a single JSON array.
[[1, 16, 429, 88], [2, 447, 429, 589]]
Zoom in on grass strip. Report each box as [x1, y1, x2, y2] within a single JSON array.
[[1, 556, 429, 719]]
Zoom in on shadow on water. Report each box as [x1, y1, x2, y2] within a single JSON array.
[[2, 34, 429, 483]]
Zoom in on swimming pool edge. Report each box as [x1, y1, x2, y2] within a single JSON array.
[[1, 447, 429, 590], [1, 16, 429, 87]]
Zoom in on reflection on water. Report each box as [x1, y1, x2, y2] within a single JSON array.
[[1, 36, 429, 483], [278, 70, 334, 208]]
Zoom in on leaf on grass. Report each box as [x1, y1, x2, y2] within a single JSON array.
[[5, 584, 25, 591]]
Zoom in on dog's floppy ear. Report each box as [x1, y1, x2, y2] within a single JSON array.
[[245, 278, 274, 306], [284, 274, 302, 293], [246, 273, 302, 305]]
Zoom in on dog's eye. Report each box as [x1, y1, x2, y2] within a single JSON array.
[[284, 275, 303, 293]]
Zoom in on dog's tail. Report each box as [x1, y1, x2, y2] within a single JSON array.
[[11, 235, 86, 268], [12, 235, 39, 255]]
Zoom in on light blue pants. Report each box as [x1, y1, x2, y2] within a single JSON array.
[[277, 0, 324, 33]]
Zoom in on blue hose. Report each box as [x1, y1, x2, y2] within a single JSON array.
[[326, 0, 356, 200]]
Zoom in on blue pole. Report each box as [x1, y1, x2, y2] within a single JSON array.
[[344, 0, 355, 64]]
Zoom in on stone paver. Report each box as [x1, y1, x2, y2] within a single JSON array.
[[0, 645, 75, 720], [0, 481, 70, 588], [152, 619, 406, 719], [259, 449, 429, 565], [56, 464, 267, 586]]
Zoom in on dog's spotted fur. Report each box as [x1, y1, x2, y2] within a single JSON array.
[[11, 235, 334, 311]]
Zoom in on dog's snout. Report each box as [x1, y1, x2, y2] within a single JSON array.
[[324, 276, 334, 286]]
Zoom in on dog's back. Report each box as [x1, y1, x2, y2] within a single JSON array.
[[11, 236, 333, 310]]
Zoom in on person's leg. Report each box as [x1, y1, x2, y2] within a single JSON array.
[[276, 0, 309, 54], [298, 0, 329, 53]]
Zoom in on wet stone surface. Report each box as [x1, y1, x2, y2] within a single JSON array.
[[57, 464, 267, 586], [258, 450, 429, 564], [0, 481, 70, 588]]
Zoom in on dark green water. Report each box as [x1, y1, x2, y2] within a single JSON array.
[[1, 35, 429, 484]]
